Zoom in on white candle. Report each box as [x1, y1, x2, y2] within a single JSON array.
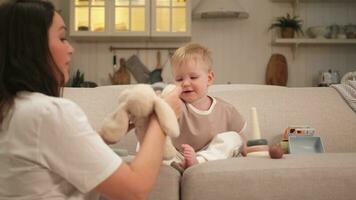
[[251, 107, 261, 140]]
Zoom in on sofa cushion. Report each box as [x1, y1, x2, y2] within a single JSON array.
[[126, 156, 181, 200], [149, 165, 181, 200], [102, 157, 180, 200], [181, 153, 356, 200]]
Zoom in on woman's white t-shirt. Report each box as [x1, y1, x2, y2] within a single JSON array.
[[0, 92, 122, 200]]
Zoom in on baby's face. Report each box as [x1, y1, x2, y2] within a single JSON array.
[[172, 58, 214, 103]]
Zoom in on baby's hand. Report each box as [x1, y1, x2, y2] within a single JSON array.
[[237, 132, 248, 157], [240, 143, 247, 157], [181, 144, 198, 168]]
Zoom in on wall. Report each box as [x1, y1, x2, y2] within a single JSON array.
[[54, 0, 356, 87]]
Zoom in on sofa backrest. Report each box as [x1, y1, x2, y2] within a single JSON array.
[[63, 84, 356, 154], [208, 85, 356, 153]]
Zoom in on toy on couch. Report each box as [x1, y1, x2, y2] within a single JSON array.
[[246, 107, 270, 157], [279, 125, 315, 154], [281, 125, 324, 154], [246, 107, 284, 159], [99, 84, 179, 160]]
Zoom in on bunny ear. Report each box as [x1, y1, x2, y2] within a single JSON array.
[[154, 97, 180, 138], [100, 103, 129, 143]]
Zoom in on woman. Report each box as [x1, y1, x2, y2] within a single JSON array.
[[0, 0, 181, 199]]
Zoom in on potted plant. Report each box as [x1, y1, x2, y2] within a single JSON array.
[[67, 69, 85, 87], [67, 69, 98, 88], [269, 13, 303, 38]]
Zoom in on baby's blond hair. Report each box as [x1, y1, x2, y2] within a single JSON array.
[[171, 43, 213, 71]]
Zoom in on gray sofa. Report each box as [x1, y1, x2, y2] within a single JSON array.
[[63, 84, 356, 200]]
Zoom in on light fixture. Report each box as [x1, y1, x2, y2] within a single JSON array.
[[193, 0, 249, 19]]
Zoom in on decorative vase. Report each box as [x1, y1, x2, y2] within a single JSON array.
[[281, 27, 295, 38]]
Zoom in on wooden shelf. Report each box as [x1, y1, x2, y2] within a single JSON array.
[[273, 38, 356, 45], [271, 0, 356, 2], [271, 0, 356, 17], [272, 38, 356, 59], [271, 0, 356, 59]]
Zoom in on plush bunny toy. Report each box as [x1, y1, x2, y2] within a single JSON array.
[[100, 84, 179, 160]]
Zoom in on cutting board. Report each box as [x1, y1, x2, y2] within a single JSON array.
[[266, 54, 288, 86], [109, 58, 131, 85]]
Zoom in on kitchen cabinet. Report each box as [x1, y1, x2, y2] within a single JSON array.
[[111, 0, 150, 37], [70, 0, 108, 36], [69, 0, 191, 41], [151, 0, 191, 38]]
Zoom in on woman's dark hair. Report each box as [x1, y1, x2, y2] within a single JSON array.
[[0, 0, 60, 123]]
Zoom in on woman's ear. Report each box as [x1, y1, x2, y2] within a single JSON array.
[[207, 70, 215, 86]]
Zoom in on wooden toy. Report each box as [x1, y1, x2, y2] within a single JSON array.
[[269, 144, 284, 159], [246, 107, 269, 157]]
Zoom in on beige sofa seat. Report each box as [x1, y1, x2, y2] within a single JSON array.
[[181, 153, 356, 200], [149, 165, 180, 200]]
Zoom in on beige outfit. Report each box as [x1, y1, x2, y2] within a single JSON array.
[[172, 96, 246, 163]]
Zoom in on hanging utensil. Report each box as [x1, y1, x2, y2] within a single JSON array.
[[113, 53, 119, 72], [149, 50, 163, 84], [156, 50, 162, 70], [109, 58, 131, 85]]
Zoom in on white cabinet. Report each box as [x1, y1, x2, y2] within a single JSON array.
[[151, 0, 191, 38], [70, 0, 108, 36], [69, 0, 191, 41], [110, 0, 150, 37]]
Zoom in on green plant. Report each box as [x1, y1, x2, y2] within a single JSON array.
[[269, 13, 303, 35], [67, 69, 85, 87]]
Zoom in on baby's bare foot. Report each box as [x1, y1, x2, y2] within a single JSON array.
[[181, 144, 198, 168]]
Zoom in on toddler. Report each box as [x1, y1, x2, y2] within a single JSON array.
[[170, 43, 247, 169]]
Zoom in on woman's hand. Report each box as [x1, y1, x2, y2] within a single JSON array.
[[162, 85, 182, 118]]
